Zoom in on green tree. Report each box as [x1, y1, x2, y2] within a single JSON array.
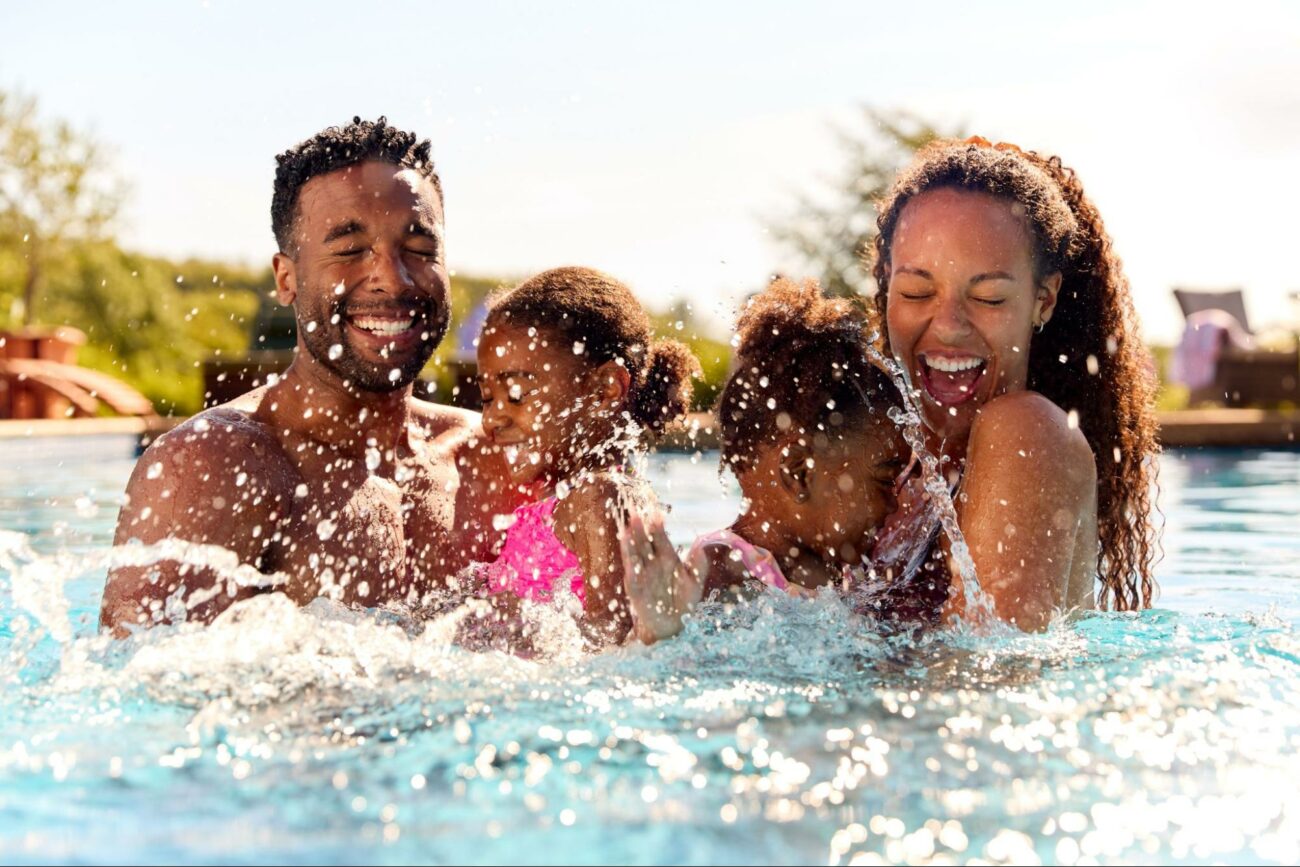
[[0, 90, 122, 325], [767, 107, 963, 298], [650, 299, 730, 411]]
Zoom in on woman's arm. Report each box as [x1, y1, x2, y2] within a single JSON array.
[[947, 391, 1097, 631]]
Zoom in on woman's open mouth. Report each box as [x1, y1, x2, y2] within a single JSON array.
[[918, 353, 987, 407]]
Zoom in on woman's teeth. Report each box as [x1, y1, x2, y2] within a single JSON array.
[[925, 356, 984, 373]]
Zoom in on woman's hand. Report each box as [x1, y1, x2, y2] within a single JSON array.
[[619, 513, 703, 644]]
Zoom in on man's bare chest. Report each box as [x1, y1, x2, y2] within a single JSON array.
[[265, 450, 460, 607]]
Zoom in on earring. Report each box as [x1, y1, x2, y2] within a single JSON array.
[[1035, 321, 1046, 334]]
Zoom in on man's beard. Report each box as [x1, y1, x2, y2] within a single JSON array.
[[297, 292, 450, 394]]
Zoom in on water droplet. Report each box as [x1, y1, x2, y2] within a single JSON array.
[[572, 341, 585, 355], [146, 462, 163, 480], [316, 519, 338, 541], [328, 344, 343, 360], [305, 321, 318, 333], [365, 448, 382, 472], [388, 368, 401, 382]]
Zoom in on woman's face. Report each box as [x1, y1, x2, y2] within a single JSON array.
[[885, 187, 1060, 445]]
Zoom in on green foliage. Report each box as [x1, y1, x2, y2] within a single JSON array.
[[0, 239, 266, 414], [0, 90, 122, 325], [0, 89, 267, 415], [767, 107, 963, 298], [649, 300, 730, 412]]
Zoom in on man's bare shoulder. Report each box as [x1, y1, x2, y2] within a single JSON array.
[[134, 399, 299, 502], [158, 399, 283, 455]]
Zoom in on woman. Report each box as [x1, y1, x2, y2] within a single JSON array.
[[870, 137, 1160, 630]]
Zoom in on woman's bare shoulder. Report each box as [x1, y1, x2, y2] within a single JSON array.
[[971, 392, 1092, 465], [967, 391, 1096, 504]]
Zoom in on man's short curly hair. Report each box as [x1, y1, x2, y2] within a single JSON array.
[[271, 116, 442, 254]]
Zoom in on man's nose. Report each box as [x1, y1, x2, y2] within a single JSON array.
[[368, 246, 416, 294]]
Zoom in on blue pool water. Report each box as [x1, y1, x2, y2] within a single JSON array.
[[1, 435, 1299, 864]]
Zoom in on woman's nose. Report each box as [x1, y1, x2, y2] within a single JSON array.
[[930, 293, 972, 341]]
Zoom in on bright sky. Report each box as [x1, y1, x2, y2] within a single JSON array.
[[3, 0, 1299, 343]]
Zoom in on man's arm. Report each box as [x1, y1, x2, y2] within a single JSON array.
[[100, 413, 297, 636]]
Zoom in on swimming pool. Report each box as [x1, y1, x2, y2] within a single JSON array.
[[2, 435, 1299, 864]]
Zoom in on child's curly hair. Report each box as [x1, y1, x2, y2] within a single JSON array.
[[719, 277, 900, 472], [486, 267, 699, 437]]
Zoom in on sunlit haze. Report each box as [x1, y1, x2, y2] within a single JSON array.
[[3, 0, 1298, 343]]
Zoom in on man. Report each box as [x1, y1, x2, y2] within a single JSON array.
[[100, 118, 517, 634]]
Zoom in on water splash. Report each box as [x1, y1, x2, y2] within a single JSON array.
[[863, 342, 997, 627]]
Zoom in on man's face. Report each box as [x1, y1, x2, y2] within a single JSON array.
[[274, 160, 450, 393]]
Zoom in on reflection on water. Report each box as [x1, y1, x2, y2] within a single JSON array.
[[1, 441, 1299, 864]]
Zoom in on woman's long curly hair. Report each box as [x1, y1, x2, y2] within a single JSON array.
[[869, 139, 1160, 611]]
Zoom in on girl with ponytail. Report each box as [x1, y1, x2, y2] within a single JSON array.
[[870, 138, 1160, 629], [473, 266, 699, 646]]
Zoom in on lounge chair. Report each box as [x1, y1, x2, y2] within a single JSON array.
[[1172, 288, 1299, 407]]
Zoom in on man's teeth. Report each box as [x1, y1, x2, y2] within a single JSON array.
[[353, 316, 414, 335], [926, 356, 984, 373]]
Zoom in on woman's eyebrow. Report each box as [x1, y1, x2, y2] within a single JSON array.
[[971, 270, 1014, 283], [895, 265, 932, 279]]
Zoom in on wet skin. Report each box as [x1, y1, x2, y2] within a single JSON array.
[[885, 188, 1097, 630], [730, 418, 907, 590], [621, 418, 908, 645], [476, 323, 646, 645], [100, 161, 520, 635]]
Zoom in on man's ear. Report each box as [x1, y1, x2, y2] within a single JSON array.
[[272, 252, 298, 306], [1034, 271, 1063, 327], [595, 360, 632, 407], [778, 438, 814, 504]]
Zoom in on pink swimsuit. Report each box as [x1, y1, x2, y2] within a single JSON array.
[[485, 497, 586, 607], [686, 529, 791, 592]]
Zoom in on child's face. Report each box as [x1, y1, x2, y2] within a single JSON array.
[[477, 323, 609, 488], [805, 418, 908, 560]]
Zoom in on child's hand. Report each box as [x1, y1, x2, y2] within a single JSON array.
[[619, 512, 702, 645]]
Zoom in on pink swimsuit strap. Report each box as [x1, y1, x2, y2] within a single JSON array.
[[485, 497, 586, 606], [687, 529, 790, 592]]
